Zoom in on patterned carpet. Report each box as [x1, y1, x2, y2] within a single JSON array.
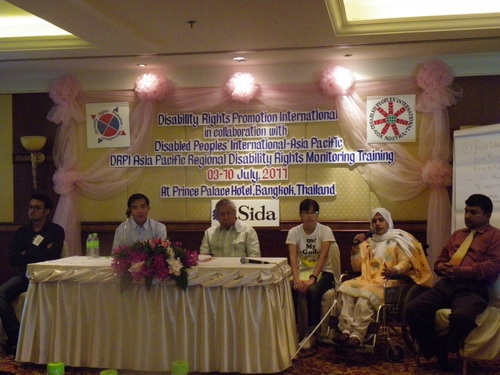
[[1, 342, 499, 375]]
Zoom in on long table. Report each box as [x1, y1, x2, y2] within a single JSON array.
[[17, 256, 297, 374]]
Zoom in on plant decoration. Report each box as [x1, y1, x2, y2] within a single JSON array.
[[111, 238, 198, 292]]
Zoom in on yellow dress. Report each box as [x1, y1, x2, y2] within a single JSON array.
[[337, 230, 432, 309]]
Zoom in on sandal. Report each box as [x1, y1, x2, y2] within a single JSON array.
[[345, 337, 361, 349], [333, 332, 350, 344]]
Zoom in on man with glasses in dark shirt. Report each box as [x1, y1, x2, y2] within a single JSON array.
[[0, 193, 65, 356]]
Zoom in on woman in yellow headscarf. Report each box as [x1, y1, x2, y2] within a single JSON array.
[[334, 207, 432, 349]]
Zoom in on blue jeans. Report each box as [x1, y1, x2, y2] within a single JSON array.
[[0, 275, 29, 347]]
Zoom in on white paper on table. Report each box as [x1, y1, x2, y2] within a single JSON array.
[[197, 254, 212, 262]]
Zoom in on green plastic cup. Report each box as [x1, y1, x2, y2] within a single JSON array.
[[47, 361, 65, 375], [171, 360, 189, 375]]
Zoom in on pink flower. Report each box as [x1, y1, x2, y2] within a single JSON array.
[[225, 72, 259, 103], [135, 73, 170, 101], [415, 60, 462, 111], [319, 66, 355, 97], [111, 239, 199, 291], [422, 159, 452, 188], [49, 75, 81, 104], [415, 60, 454, 93]]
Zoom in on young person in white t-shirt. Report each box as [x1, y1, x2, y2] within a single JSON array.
[[286, 198, 336, 349]]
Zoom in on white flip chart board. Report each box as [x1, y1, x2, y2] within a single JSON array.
[[453, 123, 500, 232]]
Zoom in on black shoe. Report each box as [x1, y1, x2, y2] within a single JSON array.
[[345, 337, 361, 349], [333, 332, 349, 344]]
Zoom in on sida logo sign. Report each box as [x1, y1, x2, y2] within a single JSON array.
[[366, 95, 416, 144], [210, 199, 280, 227]]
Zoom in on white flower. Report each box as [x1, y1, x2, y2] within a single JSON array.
[[168, 258, 183, 276], [128, 260, 145, 275]]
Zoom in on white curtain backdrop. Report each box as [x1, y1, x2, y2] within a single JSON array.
[[46, 61, 461, 270]]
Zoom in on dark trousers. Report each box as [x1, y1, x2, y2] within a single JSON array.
[[292, 271, 334, 338], [405, 277, 489, 358], [0, 275, 29, 347]]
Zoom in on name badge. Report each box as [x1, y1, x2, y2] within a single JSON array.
[[32, 234, 44, 246]]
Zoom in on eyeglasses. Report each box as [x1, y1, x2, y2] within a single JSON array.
[[301, 211, 319, 215], [28, 205, 44, 211]]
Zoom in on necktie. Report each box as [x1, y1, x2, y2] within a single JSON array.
[[448, 230, 476, 266]]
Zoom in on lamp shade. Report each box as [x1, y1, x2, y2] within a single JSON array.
[[20, 136, 46, 152]]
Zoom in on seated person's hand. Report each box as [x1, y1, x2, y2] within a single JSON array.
[[381, 267, 399, 279], [293, 279, 312, 293], [353, 233, 367, 244], [439, 263, 459, 279]]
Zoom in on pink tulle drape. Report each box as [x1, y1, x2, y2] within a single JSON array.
[[47, 61, 461, 264]]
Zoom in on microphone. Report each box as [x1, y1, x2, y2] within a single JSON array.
[[353, 228, 376, 245], [240, 257, 270, 264]]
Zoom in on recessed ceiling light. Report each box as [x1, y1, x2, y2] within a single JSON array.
[[233, 57, 246, 62], [137, 63, 147, 67]]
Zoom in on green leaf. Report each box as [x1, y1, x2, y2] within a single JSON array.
[[120, 273, 133, 293], [145, 277, 154, 292], [175, 271, 189, 291]]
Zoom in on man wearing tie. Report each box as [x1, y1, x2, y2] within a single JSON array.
[[405, 194, 500, 371]]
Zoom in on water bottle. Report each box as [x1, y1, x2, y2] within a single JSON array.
[[86, 233, 93, 258], [92, 232, 100, 258]]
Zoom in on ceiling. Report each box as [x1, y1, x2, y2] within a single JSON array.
[[1, 0, 500, 92]]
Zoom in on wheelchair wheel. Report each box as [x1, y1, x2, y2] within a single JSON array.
[[400, 284, 430, 354], [386, 343, 405, 362]]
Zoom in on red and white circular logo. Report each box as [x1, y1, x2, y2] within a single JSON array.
[[368, 96, 415, 143]]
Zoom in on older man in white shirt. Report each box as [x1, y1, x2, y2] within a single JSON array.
[[200, 199, 260, 257]]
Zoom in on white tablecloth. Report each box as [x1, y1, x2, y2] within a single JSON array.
[[17, 256, 297, 373]]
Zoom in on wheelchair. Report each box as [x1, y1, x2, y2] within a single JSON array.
[[318, 271, 429, 362]]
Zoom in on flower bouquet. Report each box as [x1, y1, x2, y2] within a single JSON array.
[[111, 238, 198, 292]]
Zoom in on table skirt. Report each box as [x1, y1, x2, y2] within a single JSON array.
[[17, 261, 297, 373]]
